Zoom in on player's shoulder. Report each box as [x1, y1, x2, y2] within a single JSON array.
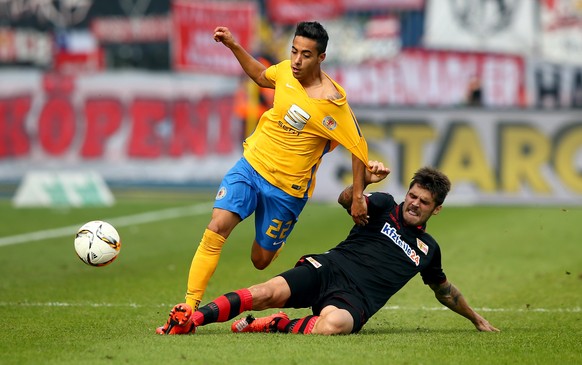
[[277, 59, 291, 67], [368, 191, 394, 202], [272, 59, 290, 73], [267, 60, 292, 82], [367, 191, 396, 211], [418, 230, 439, 249]]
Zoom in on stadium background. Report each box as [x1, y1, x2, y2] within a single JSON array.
[[1, 0, 582, 206]]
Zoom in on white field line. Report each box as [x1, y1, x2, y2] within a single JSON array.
[[0, 301, 579, 313], [0, 202, 213, 248], [383, 305, 581, 313]]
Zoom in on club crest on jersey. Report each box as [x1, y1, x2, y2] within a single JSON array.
[[322, 116, 337, 130], [215, 186, 227, 200], [284, 104, 309, 131], [416, 238, 429, 255]]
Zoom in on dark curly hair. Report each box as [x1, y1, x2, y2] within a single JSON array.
[[409, 167, 451, 207]]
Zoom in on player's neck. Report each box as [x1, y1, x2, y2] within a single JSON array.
[[299, 72, 323, 89], [302, 74, 340, 100]]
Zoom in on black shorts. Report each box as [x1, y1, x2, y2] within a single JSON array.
[[278, 255, 368, 333]]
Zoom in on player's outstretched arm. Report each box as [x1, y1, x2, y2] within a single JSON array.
[[429, 280, 500, 332], [349, 155, 368, 226], [213, 26, 274, 89], [338, 160, 390, 211]]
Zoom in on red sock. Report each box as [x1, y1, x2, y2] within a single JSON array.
[[192, 289, 253, 326], [284, 315, 318, 334]]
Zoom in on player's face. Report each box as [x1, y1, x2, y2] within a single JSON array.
[[402, 183, 442, 226], [289, 36, 324, 81]]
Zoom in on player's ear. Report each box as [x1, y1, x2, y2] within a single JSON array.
[[432, 205, 443, 216], [318, 52, 326, 64]]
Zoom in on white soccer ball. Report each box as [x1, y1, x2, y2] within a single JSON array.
[[74, 220, 121, 267]]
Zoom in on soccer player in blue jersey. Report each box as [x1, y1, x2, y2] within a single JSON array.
[[157, 21, 372, 333], [157, 162, 499, 335]]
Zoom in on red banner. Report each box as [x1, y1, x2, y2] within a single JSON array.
[[341, 0, 424, 11], [266, 0, 343, 25], [172, 1, 257, 74], [0, 71, 243, 186], [328, 49, 526, 107], [91, 16, 170, 43], [54, 49, 105, 74]]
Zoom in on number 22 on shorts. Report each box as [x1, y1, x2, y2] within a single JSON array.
[[266, 219, 292, 239]]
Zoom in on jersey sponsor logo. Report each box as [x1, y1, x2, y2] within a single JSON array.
[[278, 120, 301, 136], [322, 116, 337, 130], [215, 186, 227, 200], [416, 238, 429, 255], [284, 104, 309, 131], [381, 222, 420, 266], [305, 256, 322, 268]]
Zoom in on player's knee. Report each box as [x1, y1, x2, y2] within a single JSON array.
[[207, 209, 240, 237], [248, 281, 283, 309], [313, 308, 354, 335], [249, 284, 273, 301], [313, 318, 350, 335], [251, 256, 271, 270], [251, 244, 277, 270]]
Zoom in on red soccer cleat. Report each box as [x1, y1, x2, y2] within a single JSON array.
[[231, 312, 289, 333], [156, 303, 196, 335]]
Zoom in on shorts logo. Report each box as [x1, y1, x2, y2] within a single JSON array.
[[273, 240, 284, 246], [215, 186, 227, 200], [322, 116, 337, 130], [305, 256, 322, 268], [416, 238, 429, 255]]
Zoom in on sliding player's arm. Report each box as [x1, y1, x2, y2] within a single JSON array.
[[429, 280, 500, 332]]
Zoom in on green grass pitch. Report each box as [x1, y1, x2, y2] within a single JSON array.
[[0, 194, 581, 365]]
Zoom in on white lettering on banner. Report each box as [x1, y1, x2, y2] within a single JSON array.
[[173, 0, 257, 74], [328, 50, 524, 107], [341, 0, 424, 11], [266, 0, 342, 24], [91, 16, 169, 43]]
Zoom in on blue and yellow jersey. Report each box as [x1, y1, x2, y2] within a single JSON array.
[[243, 59, 369, 199]]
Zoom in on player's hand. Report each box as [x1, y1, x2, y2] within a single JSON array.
[[474, 317, 500, 332], [213, 26, 236, 48], [365, 160, 390, 185]]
